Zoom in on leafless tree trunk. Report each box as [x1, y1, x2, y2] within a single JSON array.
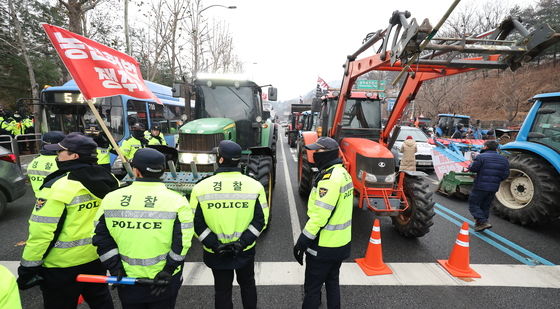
[[124, 0, 131, 55], [58, 0, 103, 35], [8, 0, 39, 122]]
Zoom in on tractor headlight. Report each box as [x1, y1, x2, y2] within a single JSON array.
[[179, 153, 216, 165], [358, 170, 377, 183], [385, 173, 396, 183]]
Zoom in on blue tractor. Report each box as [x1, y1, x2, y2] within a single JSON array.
[[493, 92, 560, 225]]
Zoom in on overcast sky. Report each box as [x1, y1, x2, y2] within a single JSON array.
[[203, 0, 536, 100]]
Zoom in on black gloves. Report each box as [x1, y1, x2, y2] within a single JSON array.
[[215, 241, 246, 257], [17, 265, 43, 290], [151, 269, 173, 296], [293, 233, 314, 266]]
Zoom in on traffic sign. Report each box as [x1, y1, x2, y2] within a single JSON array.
[[356, 79, 386, 91]]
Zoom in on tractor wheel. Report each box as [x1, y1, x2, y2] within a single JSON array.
[[493, 153, 560, 225], [298, 144, 313, 197], [289, 133, 297, 148], [391, 175, 435, 237], [247, 155, 274, 225]]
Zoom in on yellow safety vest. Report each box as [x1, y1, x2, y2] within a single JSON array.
[[121, 137, 144, 160], [303, 164, 353, 249], [97, 147, 111, 165], [21, 174, 104, 268], [27, 155, 58, 195], [0, 265, 22, 309], [95, 181, 194, 279], [190, 171, 269, 252]]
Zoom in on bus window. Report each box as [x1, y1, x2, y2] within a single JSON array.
[[127, 100, 148, 129]]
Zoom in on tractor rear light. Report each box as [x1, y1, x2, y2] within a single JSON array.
[[0, 153, 16, 163]]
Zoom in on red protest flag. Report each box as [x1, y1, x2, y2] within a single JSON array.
[[41, 23, 162, 104], [317, 76, 330, 90]]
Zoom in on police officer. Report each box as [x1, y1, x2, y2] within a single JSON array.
[[27, 131, 66, 195], [121, 123, 148, 160], [93, 148, 193, 308], [191, 140, 269, 309], [147, 125, 167, 146], [18, 132, 119, 309], [85, 127, 112, 171], [293, 137, 353, 309], [0, 264, 22, 308]]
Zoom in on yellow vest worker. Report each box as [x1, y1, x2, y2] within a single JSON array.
[[0, 265, 22, 309], [147, 125, 168, 146], [27, 131, 65, 195], [121, 123, 148, 160], [93, 148, 194, 307], [191, 140, 269, 309], [293, 137, 353, 309], [18, 133, 119, 309]]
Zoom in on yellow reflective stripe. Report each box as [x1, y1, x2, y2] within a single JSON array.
[[302, 229, 316, 240], [104, 210, 177, 220], [168, 250, 185, 262], [181, 222, 193, 229], [121, 253, 167, 266], [340, 182, 353, 193], [314, 200, 335, 211], [198, 228, 211, 241], [27, 169, 51, 176], [324, 219, 352, 231], [198, 193, 258, 202], [216, 231, 243, 241], [54, 237, 92, 248], [248, 224, 261, 237], [30, 215, 60, 224], [69, 194, 95, 205], [99, 248, 119, 262], [21, 258, 43, 267]]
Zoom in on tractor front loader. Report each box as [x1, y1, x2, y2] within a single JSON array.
[[298, 10, 560, 237]]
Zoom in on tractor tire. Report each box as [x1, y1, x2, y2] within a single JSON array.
[[289, 133, 297, 148], [391, 175, 435, 237], [493, 153, 560, 226], [0, 191, 6, 218], [247, 155, 274, 225], [298, 144, 313, 198]]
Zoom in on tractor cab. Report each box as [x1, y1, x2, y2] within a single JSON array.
[[436, 114, 470, 137]]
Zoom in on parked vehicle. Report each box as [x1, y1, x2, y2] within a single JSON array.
[[391, 126, 435, 171], [0, 146, 27, 217]]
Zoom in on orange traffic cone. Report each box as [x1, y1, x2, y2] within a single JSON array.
[[355, 219, 392, 276], [437, 222, 481, 278]]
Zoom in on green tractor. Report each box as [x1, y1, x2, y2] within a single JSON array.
[[171, 76, 278, 207]]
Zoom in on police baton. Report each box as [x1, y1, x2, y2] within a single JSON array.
[[76, 274, 167, 286]]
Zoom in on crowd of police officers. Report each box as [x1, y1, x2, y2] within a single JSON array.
[[1, 119, 353, 309]]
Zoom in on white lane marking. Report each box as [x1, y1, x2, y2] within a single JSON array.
[[289, 147, 298, 162], [279, 130, 302, 244], [3, 261, 559, 288]]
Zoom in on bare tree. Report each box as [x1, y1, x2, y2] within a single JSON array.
[[58, 0, 104, 35], [207, 20, 237, 73], [7, 0, 38, 107]]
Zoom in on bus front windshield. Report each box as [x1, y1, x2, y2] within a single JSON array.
[[42, 91, 124, 140], [197, 85, 258, 122]]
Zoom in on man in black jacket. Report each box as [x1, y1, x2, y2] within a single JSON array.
[[468, 140, 510, 232]]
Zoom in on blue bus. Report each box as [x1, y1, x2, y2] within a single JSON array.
[[40, 79, 186, 147]]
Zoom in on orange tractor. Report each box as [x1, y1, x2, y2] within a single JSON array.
[[297, 10, 560, 237]]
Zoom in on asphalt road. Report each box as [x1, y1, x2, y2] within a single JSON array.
[[1, 127, 560, 308]]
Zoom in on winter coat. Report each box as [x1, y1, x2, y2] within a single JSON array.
[[399, 139, 417, 171], [468, 150, 510, 192]]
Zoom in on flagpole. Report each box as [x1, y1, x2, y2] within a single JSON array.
[[86, 99, 133, 177]]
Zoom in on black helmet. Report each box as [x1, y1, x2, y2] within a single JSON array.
[[151, 125, 161, 131], [131, 123, 145, 131]]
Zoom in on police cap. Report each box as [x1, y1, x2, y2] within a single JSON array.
[[217, 140, 242, 160], [305, 137, 339, 151], [132, 148, 165, 173], [131, 123, 145, 131], [42, 131, 65, 145], [44, 132, 97, 156]]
